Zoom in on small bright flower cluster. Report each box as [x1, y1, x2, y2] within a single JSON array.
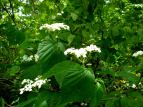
[[130, 82, 143, 89], [21, 54, 39, 62], [132, 51, 143, 57], [19, 76, 48, 94], [64, 44, 101, 58], [132, 4, 143, 8], [80, 102, 88, 106], [131, 84, 136, 89], [57, 11, 64, 16], [39, 23, 70, 31]]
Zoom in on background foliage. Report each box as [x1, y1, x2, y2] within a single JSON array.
[[0, 0, 143, 107]]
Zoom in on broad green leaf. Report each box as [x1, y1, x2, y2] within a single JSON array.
[[21, 64, 42, 79], [35, 91, 66, 107], [45, 61, 105, 106], [37, 39, 66, 72], [37, 39, 65, 63], [120, 96, 127, 107], [90, 79, 105, 107], [45, 61, 94, 88]]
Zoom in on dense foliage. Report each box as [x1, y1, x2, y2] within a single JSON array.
[[0, 0, 143, 107]]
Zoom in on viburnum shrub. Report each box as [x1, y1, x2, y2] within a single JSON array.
[[1, 0, 143, 107]]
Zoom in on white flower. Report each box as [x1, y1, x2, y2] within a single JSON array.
[[57, 11, 64, 16], [21, 54, 39, 62], [132, 51, 143, 57], [27, 55, 33, 61], [64, 48, 87, 58], [85, 44, 101, 53], [19, 88, 24, 94], [73, 49, 80, 58], [34, 54, 39, 62], [64, 48, 75, 55], [75, 48, 87, 58], [32, 80, 47, 88], [80, 102, 87, 106], [131, 84, 136, 88], [39, 0, 44, 2], [19, 84, 33, 94], [57, 13, 62, 16], [39, 23, 70, 31], [86, 63, 92, 66], [133, 4, 143, 8], [24, 84, 32, 91], [21, 79, 33, 85], [19, 76, 47, 94], [64, 44, 101, 59], [21, 55, 28, 62], [21, 54, 33, 62]]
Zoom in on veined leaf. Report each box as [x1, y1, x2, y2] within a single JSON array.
[[37, 39, 65, 63], [21, 64, 42, 79], [90, 79, 105, 107], [44, 61, 105, 106], [45, 61, 94, 88]]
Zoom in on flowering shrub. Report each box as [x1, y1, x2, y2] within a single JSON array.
[[1, 0, 143, 107]]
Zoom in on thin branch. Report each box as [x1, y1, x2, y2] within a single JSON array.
[[8, 0, 16, 24]]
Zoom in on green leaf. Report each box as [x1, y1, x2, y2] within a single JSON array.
[[35, 91, 65, 107], [7, 66, 20, 77], [105, 100, 115, 107], [46, 61, 94, 88], [21, 64, 42, 79], [45, 61, 105, 106], [67, 34, 75, 45], [90, 79, 105, 107], [71, 13, 78, 21], [0, 97, 5, 107], [37, 39, 66, 73], [120, 95, 132, 107], [37, 39, 65, 63], [34, 92, 49, 107]]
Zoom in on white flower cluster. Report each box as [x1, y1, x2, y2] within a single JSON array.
[[21, 54, 39, 62], [19, 76, 48, 94], [131, 84, 136, 89], [132, 4, 143, 8], [57, 11, 64, 16], [85, 44, 101, 53], [132, 51, 143, 57], [39, 23, 70, 31], [64, 44, 101, 58], [80, 102, 88, 106]]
